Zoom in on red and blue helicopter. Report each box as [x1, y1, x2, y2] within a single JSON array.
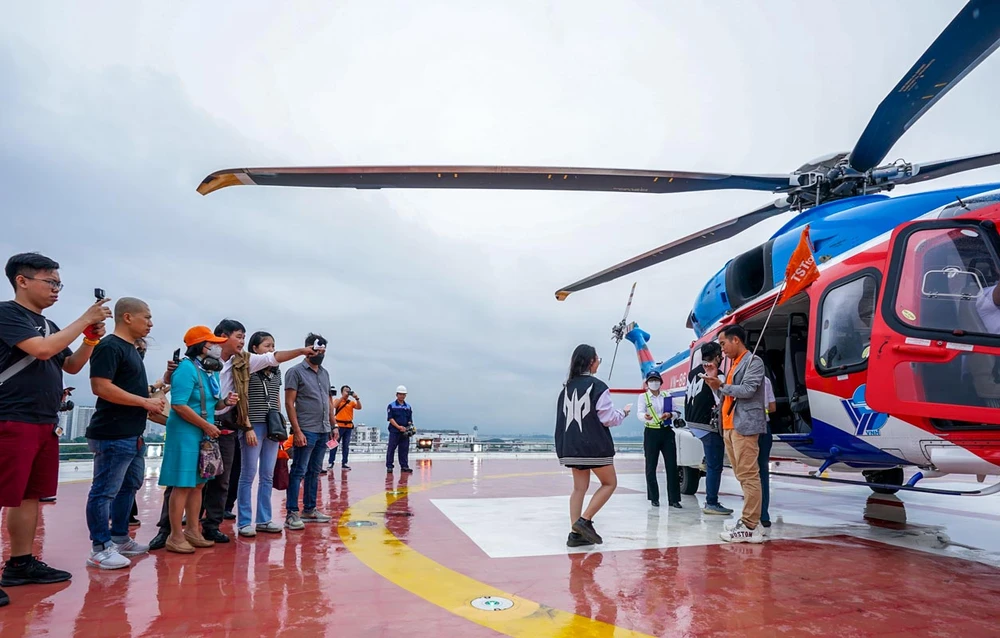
[[198, 1, 1000, 496]]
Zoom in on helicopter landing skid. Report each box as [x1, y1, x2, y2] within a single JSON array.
[[769, 470, 1000, 496]]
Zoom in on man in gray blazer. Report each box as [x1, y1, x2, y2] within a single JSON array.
[[704, 324, 767, 544]]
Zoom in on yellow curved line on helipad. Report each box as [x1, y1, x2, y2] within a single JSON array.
[[338, 471, 654, 638]]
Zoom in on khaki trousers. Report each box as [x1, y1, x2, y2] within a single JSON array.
[[724, 428, 762, 528]]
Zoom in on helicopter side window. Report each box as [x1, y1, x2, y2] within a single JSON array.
[[895, 227, 1000, 337], [816, 274, 878, 376]]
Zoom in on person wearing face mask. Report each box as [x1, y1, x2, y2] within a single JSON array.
[[685, 342, 734, 516], [154, 326, 236, 553], [637, 370, 681, 509]]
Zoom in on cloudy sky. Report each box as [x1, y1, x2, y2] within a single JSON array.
[[3, 1, 1000, 435]]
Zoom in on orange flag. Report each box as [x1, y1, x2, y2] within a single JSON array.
[[777, 225, 820, 305]]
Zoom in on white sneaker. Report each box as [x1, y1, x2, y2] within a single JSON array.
[[88, 545, 131, 570], [760, 523, 772, 537], [113, 538, 149, 556], [720, 520, 765, 544], [723, 518, 739, 531], [285, 513, 305, 530], [238, 525, 257, 537], [256, 521, 283, 534]]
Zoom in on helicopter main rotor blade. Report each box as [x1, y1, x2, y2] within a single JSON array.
[[898, 151, 1000, 185], [848, 0, 1000, 174], [555, 200, 790, 300], [197, 165, 791, 196]]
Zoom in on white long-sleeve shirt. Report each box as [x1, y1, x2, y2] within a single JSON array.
[[595, 389, 628, 428], [216, 351, 280, 416]]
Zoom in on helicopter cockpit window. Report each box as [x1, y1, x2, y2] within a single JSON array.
[[817, 274, 878, 375], [895, 227, 1000, 337]]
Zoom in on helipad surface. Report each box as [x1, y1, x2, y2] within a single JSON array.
[[2, 456, 1000, 637]]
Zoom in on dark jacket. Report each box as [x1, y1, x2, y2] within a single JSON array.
[[555, 375, 614, 466]]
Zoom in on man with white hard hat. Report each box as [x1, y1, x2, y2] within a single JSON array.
[[386, 385, 413, 474]]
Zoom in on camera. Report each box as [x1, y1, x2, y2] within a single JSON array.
[[94, 288, 106, 301], [59, 386, 75, 413]]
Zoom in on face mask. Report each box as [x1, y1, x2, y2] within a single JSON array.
[[206, 344, 223, 360], [647, 381, 662, 391], [309, 354, 325, 366]]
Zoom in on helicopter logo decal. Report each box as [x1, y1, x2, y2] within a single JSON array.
[[843, 385, 889, 437]]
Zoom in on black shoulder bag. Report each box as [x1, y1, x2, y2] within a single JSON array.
[[257, 371, 288, 442]]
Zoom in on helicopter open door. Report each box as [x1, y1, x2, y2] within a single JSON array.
[[868, 219, 1000, 427]]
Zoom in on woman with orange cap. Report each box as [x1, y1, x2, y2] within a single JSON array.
[[158, 326, 237, 553]]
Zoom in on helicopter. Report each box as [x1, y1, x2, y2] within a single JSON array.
[[197, 1, 1000, 495]]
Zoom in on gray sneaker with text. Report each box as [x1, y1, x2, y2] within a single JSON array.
[[285, 513, 305, 530], [301, 510, 333, 524]]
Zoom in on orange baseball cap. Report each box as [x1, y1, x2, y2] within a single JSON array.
[[183, 325, 228, 347]]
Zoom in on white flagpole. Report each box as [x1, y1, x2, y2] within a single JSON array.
[[750, 282, 786, 360]]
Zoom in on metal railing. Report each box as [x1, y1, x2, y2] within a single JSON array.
[[59, 441, 644, 462]]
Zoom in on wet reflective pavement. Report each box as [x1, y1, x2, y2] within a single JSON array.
[[3, 457, 1000, 636]]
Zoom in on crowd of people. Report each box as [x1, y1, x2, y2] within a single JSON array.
[[555, 324, 775, 547], [0, 252, 416, 607]]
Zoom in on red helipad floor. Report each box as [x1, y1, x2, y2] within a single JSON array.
[[3, 458, 1000, 637]]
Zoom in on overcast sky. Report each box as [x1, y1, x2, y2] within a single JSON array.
[[3, 1, 1000, 435]]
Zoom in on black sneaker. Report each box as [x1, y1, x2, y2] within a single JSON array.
[[223, 511, 236, 521], [566, 532, 593, 548], [149, 530, 169, 551], [202, 529, 230, 543], [128, 516, 141, 528], [1, 557, 72, 586], [401, 467, 414, 473], [39, 496, 56, 503], [651, 500, 660, 507], [342, 465, 352, 471], [669, 502, 682, 509], [571, 517, 603, 545], [0, 587, 9, 607]]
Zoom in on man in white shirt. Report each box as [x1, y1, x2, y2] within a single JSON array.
[[637, 370, 681, 508], [975, 284, 1000, 334]]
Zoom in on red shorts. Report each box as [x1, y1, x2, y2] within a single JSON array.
[[0, 420, 60, 507]]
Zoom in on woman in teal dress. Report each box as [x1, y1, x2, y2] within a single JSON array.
[[159, 326, 235, 554]]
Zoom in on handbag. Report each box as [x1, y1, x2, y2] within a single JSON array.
[[193, 364, 224, 479], [273, 456, 290, 490], [257, 371, 288, 442]]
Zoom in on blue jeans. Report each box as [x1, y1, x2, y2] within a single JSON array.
[[758, 425, 773, 523], [701, 431, 725, 506], [386, 428, 410, 470], [237, 423, 280, 527], [85, 436, 145, 549], [329, 427, 353, 465], [287, 431, 328, 513]]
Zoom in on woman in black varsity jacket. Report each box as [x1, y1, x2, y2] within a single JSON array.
[[555, 344, 631, 548]]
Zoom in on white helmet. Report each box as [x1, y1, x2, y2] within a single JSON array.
[[396, 385, 408, 394]]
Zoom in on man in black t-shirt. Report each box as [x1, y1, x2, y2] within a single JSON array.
[[0, 252, 111, 606], [84, 298, 165, 570], [684, 341, 734, 517]]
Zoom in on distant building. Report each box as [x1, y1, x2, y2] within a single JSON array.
[[58, 411, 72, 441], [354, 425, 380, 445], [71, 406, 96, 439], [145, 420, 166, 437]]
